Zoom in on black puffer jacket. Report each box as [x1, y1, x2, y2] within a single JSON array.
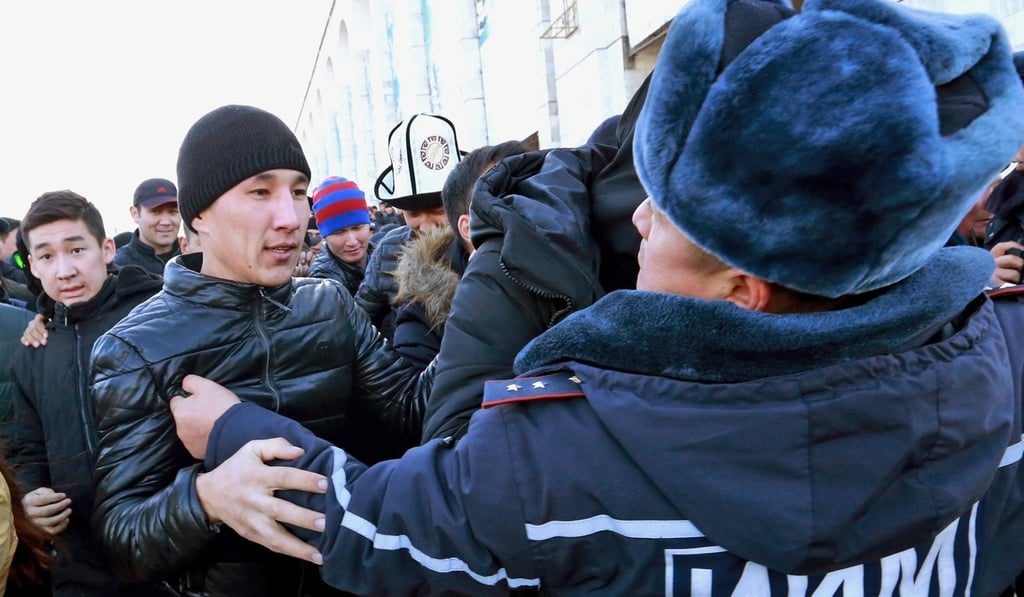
[[113, 229, 181, 277], [420, 75, 649, 443], [90, 253, 431, 595], [307, 242, 374, 297], [7, 267, 162, 596], [355, 225, 414, 339]]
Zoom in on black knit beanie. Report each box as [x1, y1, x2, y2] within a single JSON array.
[[177, 104, 311, 231]]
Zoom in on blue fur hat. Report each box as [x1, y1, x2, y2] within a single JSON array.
[[635, 0, 1024, 297]]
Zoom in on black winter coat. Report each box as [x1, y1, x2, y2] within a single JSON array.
[[7, 267, 162, 596], [89, 253, 431, 595], [112, 229, 180, 277], [307, 242, 373, 297], [420, 75, 649, 443], [355, 225, 413, 339]]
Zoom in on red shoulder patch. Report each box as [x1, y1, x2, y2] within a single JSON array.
[[482, 373, 585, 408]]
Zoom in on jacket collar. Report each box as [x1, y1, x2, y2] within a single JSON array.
[[44, 275, 117, 327], [129, 229, 181, 263], [163, 253, 292, 310], [41, 264, 162, 327], [326, 244, 370, 275], [516, 247, 994, 382]]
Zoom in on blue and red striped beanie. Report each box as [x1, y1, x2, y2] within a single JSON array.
[[312, 176, 371, 237]]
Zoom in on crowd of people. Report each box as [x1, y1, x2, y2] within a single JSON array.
[[2, 0, 1024, 595]]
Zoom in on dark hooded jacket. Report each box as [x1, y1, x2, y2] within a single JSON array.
[[420, 75, 649, 442], [308, 241, 374, 297], [112, 229, 181, 277], [6, 266, 162, 596], [89, 253, 431, 595], [204, 247, 1024, 595]]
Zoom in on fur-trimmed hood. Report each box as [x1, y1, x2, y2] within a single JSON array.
[[393, 226, 464, 331]]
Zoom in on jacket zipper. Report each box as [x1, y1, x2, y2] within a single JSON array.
[[74, 322, 96, 454], [256, 288, 284, 412], [499, 257, 575, 327]]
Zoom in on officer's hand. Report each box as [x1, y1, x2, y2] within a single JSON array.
[[195, 438, 327, 565]]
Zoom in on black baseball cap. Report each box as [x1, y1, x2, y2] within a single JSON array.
[[0, 218, 9, 235], [133, 178, 178, 209]]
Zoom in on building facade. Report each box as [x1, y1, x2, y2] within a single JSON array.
[[297, 0, 1024, 199]]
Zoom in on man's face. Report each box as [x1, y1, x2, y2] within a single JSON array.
[[27, 218, 114, 306], [402, 205, 448, 234], [632, 198, 732, 299], [0, 227, 18, 260], [325, 223, 371, 265], [131, 203, 181, 254], [192, 169, 309, 287]]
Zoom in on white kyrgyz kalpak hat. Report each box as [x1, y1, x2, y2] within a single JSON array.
[[374, 113, 464, 210]]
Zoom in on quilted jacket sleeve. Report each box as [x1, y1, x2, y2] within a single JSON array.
[[354, 236, 392, 324], [90, 332, 218, 581], [206, 402, 538, 596], [340, 285, 434, 447]]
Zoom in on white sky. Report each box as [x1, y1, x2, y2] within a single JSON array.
[[0, 0, 333, 234]]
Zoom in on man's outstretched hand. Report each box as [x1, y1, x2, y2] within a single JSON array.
[[170, 375, 329, 564], [196, 438, 328, 565]]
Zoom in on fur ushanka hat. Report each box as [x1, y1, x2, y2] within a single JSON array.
[[635, 0, 1024, 298]]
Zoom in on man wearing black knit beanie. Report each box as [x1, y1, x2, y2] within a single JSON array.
[[87, 104, 434, 596]]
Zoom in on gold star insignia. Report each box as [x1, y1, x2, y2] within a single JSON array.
[[506, 384, 522, 392], [531, 381, 546, 389], [569, 376, 582, 384]]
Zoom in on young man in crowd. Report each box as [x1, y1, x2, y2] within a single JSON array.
[[168, 0, 1024, 594], [88, 104, 432, 596], [113, 177, 181, 276], [6, 191, 162, 596], [307, 176, 374, 296]]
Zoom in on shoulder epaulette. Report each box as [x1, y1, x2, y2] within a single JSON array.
[[482, 372, 585, 408], [987, 284, 1024, 299]]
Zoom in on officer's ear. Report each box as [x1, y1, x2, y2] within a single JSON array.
[[721, 272, 773, 312], [457, 214, 472, 250]]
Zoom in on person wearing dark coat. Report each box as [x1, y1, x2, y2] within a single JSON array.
[[112, 178, 181, 276], [89, 105, 432, 596], [307, 176, 374, 297], [0, 218, 33, 308], [6, 190, 163, 596], [356, 113, 463, 339], [167, 0, 1024, 594], [389, 141, 527, 370]]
